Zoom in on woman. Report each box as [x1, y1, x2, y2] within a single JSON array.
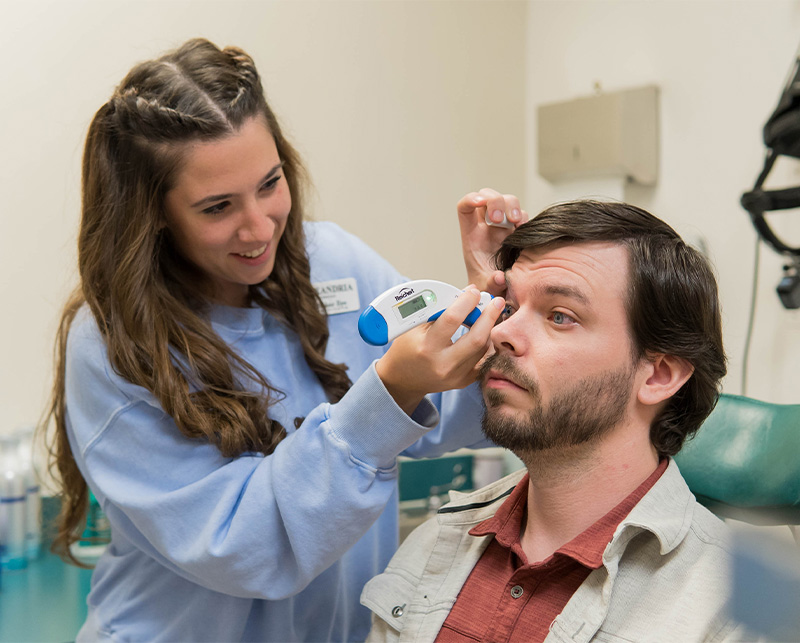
[[45, 38, 520, 642]]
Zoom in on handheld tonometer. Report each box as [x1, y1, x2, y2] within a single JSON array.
[[358, 280, 493, 346]]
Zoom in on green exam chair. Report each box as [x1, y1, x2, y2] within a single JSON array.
[[674, 393, 800, 538], [675, 393, 800, 639]]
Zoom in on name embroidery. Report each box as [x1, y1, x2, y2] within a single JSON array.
[[312, 278, 360, 315]]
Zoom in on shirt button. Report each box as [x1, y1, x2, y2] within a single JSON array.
[[391, 604, 405, 617], [510, 585, 524, 599]]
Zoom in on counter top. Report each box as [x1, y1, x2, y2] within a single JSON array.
[[0, 551, 92, 642]]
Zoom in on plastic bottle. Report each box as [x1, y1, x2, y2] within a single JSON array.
[[15, 427, 41, 561], [69, 489, 110, 564], [83, 491, 111, 544], [0, 435, 28, 570]]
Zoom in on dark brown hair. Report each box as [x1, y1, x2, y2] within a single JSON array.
[[45, 38, 351, 564], [495, 200, 726, 457]]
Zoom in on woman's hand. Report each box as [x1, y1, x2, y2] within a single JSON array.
[[458, 188, 528, 295], [375, 287, 505, 415]]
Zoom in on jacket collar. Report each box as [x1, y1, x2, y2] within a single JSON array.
[[437, 469, 526, 525], [437, 458, 695, 557], [606, 457, 695, 558]]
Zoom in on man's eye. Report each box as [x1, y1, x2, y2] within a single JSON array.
[[552, 311, 575, 325], [500, 304, 515, 321]]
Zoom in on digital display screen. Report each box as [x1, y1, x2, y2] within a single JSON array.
[[397, 294, 427, 319]]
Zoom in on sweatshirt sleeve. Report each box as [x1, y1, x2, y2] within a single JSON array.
[[65, 317, 440, 601]]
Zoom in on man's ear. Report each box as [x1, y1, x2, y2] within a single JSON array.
[[637, 354, 694, 407]]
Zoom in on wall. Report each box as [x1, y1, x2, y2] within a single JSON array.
[[525, 0, 800, 402], [10, 0, 793, 441], [0, 0, 526, 436]]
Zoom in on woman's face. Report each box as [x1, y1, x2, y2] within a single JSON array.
[[163, 115, 292, 307]]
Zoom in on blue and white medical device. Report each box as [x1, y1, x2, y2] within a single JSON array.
[[358, 279, 493, 346]]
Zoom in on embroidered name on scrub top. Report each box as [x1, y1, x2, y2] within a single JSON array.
[[313, 278, 360, 315]]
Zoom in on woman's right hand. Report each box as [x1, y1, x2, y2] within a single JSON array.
[[375, 286, 505, 415]]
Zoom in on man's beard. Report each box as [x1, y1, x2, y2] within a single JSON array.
[[478, 353, 636, 455]]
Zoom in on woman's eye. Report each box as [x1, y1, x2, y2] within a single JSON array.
[[202, 201, 230, 215], [260, 175, 281, 192]]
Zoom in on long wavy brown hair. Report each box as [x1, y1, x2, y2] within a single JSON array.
[[44, 38, 352, 565]]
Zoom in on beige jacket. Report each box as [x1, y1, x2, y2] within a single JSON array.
[[361, 459, 749, 642]]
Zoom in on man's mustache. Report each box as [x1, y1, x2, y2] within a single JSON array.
[[479, 353, 539, 397]]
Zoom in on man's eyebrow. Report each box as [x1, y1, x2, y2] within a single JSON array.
[[190, 161, 284, 208], [506, 270, 591, 307], [539, 284, 591, 307]]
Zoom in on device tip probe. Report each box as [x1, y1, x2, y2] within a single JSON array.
[[358, 279, 493, 346]]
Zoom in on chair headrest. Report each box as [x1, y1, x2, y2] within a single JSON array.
[[674, 393, 800, 523]]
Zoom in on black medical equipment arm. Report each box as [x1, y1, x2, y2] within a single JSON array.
[[741, 45, 800, 307], [742, 179, 800, 254]]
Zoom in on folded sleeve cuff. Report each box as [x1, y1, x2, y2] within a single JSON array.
[[327, 361, 440, 469]]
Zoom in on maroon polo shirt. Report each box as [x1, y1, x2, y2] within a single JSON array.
[[435, 458, 668, 643]]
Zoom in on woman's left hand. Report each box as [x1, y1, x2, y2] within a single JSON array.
[[457, 188, 528, 296]]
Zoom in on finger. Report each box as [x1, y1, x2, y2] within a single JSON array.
[[469, 296, 505, 336], [457, 192, 486, 216], [489, 270, 507, 296], [426, 287, 483, 343], [447, 297, 505, 369], [503, 193, 522, 225], [514, 208, 530, 228], [478, 188, 507, 225]]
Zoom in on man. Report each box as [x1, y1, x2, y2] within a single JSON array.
[[362, 200, 745, 642]]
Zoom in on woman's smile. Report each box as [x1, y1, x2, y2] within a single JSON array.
[[232, 243, 271, 265]]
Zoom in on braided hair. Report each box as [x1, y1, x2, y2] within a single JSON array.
[[45, 39, 352, 564]]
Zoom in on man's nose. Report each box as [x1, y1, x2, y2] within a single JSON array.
[[490, 314, 527, 356]]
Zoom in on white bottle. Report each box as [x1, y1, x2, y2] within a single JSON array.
[[15, 427, 41, 561], [0, 435, 28, 570]]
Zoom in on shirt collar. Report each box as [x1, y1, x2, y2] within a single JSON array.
[[470, 458, 670, 569]]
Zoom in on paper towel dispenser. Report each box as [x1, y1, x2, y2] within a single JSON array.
[[537, 85, 659, 185]]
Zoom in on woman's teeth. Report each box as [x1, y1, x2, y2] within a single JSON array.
[[238, 245, 267, 258]]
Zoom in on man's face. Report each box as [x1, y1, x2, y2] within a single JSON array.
[[479, 241, 647, 454]]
